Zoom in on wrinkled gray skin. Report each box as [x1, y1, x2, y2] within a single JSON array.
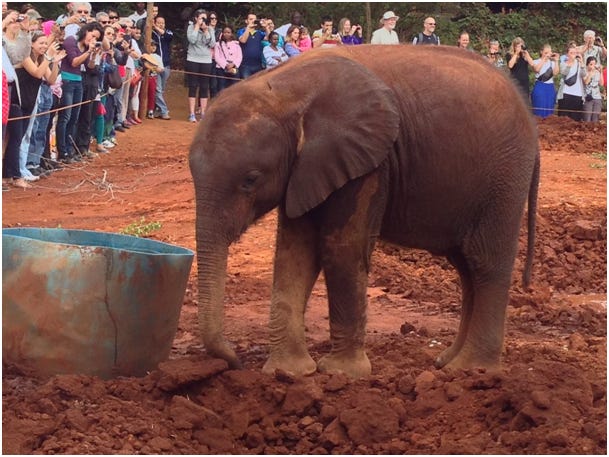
[[189, 45, 539, 379]]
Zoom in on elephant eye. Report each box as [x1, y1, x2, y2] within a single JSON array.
[[240, 170, 261, 192]]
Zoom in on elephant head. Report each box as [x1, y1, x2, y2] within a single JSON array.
[[189, 54, 400, 368]]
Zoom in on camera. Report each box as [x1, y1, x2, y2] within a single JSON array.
[[595, 36, 603, 45], [95, 42, 102, 48], [490, 52, 500, 56], [79, 17, 87, 23], [521, 44, 527, 51], [57, 43, 64, 51], [16, 14, 25, 22]]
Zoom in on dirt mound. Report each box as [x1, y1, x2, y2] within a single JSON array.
[[2, 79, 606, 454]]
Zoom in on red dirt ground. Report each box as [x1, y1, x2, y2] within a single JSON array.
[[2, 78, 607, 454]]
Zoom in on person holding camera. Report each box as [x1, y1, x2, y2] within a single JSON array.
[[312, 16, 341, 48], [582, 56, 604, 123], [579, 30, 606, 67], [505, 37, 535, 100], [485, 40, 505, 69], [531, 44, 560, 118], [186, 9, 216, 122], [56, 21, 103, 163], [62, 2, 92, 38], [237, 13, 266, 79], [338, 17, 363, 46], [557, 44, 585, 121]]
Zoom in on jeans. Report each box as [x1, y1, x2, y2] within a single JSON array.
[[57, 79, 83, 159], [24, 83, 53, 168], [155, 66, 170, 114], [583, 98, 603, 122], [3, 104, 24, 179], [217, 66, 239, 93], [239, 63, 263, 79], [75, 72, 99, 152]]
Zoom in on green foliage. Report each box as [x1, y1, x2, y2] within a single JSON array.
[[120, 217, 162, 238]]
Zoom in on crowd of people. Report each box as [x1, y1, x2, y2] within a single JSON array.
[[3, 4, 606, 190], [2, 2, 172, 189]]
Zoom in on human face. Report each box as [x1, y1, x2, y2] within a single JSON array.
[[84, 29, 100, 45], [489, 42, 499, 54], [152, 6, 158, 18], [31, 35, 48, 56], [270, 34, 279, 46], [458, 33, 469, 48], [587, 58, 597, 70], [74, 5, 89, 19], [98, 14, 110, 26], [585, 33, 595, 45], [108, 12, 119, 22], [290, 27, 300, 41], [104, 27, 115, 41], [384, 17, 397, 30], [322, 21, 333, 33], [541, 46, 552, 58], [209, 14, 217, 26], [222, 27, 233, 41], [342, 20, 351, 34], [246, 14, 256, 26], [424, 18, 436, 33], [155, 17, 165, 29]]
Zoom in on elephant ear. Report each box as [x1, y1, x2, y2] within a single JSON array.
[[281, 55, 400, 219]]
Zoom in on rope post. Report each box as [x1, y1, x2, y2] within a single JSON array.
[[138, 2, 155, 120]]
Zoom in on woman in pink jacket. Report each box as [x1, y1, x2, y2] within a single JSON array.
[[214, 26, 242, 93]]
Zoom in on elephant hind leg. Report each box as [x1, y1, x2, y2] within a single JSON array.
[[439, 232, 517, 370], [434, 251, 474, 368]]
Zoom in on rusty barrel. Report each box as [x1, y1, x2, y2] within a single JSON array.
[[2, 228, 194, 379]]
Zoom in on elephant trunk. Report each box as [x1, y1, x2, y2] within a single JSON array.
[[195, 223, 242, 369]]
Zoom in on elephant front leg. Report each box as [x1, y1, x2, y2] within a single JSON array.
[[262, 212, 320, 376], [317, 247, 372, 379]]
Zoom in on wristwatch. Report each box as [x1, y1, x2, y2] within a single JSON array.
[[44, 53, 53, 62]]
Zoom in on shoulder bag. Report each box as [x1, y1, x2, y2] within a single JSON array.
[[564, 62, 579, 86], [537, 64, 554, 83]]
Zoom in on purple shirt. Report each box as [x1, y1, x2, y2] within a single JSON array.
[[341, 35, 363, 45], [60, 35, 88, 79]]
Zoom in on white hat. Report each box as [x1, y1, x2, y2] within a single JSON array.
[[382, 11, 399, 21]]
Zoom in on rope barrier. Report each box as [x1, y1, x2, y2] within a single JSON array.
[[6, 66, 606, 122]]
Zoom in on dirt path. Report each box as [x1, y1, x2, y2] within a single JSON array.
[[2, 79, 606, 454]]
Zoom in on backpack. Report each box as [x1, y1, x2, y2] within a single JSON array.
[[415, 32, 440, 46]]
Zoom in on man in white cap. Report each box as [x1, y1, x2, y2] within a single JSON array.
[[371, 10, 399, 45], [412, 17, 440, 45]]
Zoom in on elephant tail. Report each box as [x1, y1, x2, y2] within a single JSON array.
[[522, 150, 540, 288]]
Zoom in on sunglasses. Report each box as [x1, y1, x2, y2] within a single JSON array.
[[109, 16, 118, 19], [100, 20, 109, 24], [426, 23, 436, 25], [210, 16, 217, 20]]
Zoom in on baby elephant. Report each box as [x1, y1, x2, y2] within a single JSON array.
[[189, 45, 539, 378]]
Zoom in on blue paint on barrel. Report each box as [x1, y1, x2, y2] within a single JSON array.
[[3, 228, 194, 379]]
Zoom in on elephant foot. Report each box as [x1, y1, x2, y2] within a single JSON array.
[[205, 340, 243, 369], [436, 344, 500, 371], [434, 343, 461, 369], [262, 352, 317, 377], [317, 350, 371, 379]]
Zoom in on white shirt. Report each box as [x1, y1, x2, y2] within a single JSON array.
[[371, 27, 399, 45]]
